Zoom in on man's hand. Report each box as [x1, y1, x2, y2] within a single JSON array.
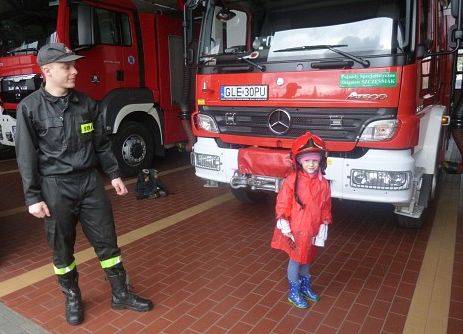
[[28, 201, 50, 219], [111, 177, 128, 196]]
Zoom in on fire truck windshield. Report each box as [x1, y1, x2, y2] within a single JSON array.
[[199, 0, 410, 63], [0, 0, 58, 57]]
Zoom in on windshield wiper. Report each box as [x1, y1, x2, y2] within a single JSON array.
[[200, 53, 266, 72], [238, 55, 266, 72], [6, 48, 38, 55], [199, 54, 219, 63], [274, 44, 370, 68]]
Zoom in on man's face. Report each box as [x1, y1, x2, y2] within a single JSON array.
[[42, 61, 78, 89]]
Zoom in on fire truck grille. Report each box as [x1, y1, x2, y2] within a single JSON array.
[[0, 74, 42, 104], [201, 106, 397, 141]]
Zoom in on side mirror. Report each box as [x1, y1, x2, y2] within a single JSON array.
[[451, 0, 462, 19], [450, 0, 463, 48], [77, 5, 95, 47], [416, 44, 427, 59], [186, 47, 195, 65], [216, 8, 236, 22], [449, 24, 458, 49]]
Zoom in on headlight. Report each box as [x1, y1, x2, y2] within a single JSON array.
[[196, 114, 219, 133], [358, 119, 397, 141], [350, 169, 411, 190]]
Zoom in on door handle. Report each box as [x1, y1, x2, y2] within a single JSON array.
[[116, 70, 124, 81]]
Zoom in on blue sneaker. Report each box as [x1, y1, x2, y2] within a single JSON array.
[[300, 275, 320, 302], [288, 281, 309, 308]]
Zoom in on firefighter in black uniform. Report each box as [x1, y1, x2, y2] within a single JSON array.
[[15, 43, 153, 325]]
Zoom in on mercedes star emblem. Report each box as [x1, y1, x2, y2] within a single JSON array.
[[14, 83, 23, 100], [268, 109, 291, 135]]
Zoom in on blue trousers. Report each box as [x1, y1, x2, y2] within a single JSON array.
[[287, 259, 310, 282]]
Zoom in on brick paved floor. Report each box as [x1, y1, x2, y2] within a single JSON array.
[[0, 158, 218, 281], [0, 152, 461, 333]]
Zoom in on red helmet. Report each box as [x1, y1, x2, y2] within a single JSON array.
[[291, 131, 326, 156], [290, 131, 328, 173]]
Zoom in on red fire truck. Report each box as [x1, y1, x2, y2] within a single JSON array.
[[188, 0, 463, 227], [0, 0, 192, 175]]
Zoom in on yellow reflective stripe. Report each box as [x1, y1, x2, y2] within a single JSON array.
[[80, 122, 94, 134], [53, 261, 76, 275], [100, 255, 121, 269]]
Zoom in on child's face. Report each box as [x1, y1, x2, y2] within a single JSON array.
[[300, 159, 320, 174]]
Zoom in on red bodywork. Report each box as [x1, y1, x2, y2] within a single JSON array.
[[192, 1, 456, 173], [0, 0, 187, 145], [193, 65, 421, 152], [0, 55, 41, 111]]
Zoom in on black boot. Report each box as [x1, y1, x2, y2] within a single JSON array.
[[57, 270, 84, 325], [105, 264, 153, 312]]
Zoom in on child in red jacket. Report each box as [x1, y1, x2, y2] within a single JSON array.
[[271, 131, 332, 309]]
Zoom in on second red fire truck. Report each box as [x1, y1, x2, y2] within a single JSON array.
[[0, 0, 192, 175]]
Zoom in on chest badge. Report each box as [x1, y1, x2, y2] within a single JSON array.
[[81, 122, 94, 134]]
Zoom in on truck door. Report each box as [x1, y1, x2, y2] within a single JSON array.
[[70, 4, 130, 100], [120, 13, 140, 88], [155, 15, 186, 144]]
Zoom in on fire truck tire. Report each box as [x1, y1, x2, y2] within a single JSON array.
[[396, 212, 426, 229], [112, 121, 154, 177], [231, 188, 267, 204]]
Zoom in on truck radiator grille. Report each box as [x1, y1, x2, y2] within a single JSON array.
[[0, 74, 42, 104], [201, 106, 397, 141]]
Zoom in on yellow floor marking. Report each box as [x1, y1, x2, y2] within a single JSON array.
[[404, 174, 460, 334], [0, 169, 19, 176], [0, 192, 232, 298], [0, 165, 191, 219]]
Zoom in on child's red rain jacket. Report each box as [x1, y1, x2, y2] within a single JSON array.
[[271, 171, 332, 264]]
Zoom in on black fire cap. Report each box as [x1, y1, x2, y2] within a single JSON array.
[[37, 43, 84, 66]]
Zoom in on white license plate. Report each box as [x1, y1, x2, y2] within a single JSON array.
[[192, 153, 221, 171], [220, 85, 268, 100]]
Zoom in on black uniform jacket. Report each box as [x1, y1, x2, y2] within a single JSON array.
[[15, 86, 120, 206]]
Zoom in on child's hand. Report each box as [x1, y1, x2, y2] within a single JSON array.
[[283, 232, 296, 249], [312, 224, 328, 247], [287, 237, 296, 249]]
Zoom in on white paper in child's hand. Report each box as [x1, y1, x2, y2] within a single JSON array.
[[312, 236, 325, 247]]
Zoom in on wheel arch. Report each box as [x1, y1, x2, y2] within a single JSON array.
[[413, 104, 446, 175], [99, 88, 164, 157]]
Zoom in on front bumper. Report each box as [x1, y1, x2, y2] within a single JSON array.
[[192, 137, 415, 204]]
